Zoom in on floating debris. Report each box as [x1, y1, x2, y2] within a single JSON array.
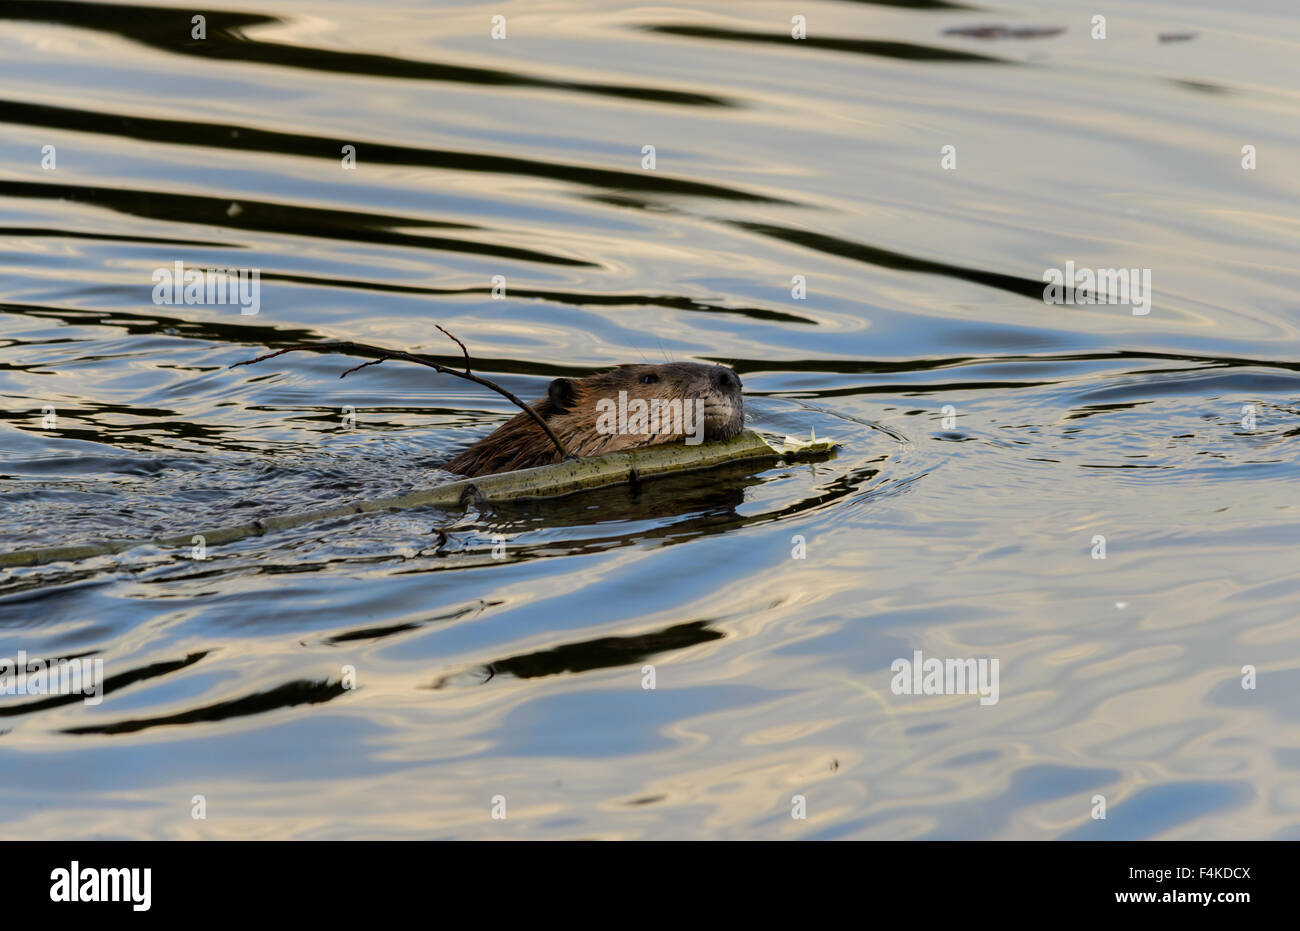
[[943, 25, 1066, 40]]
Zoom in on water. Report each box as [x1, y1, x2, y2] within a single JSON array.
[[1, 0, 1298, 839]]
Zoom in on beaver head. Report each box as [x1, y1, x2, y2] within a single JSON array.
[[446, 362, 745, 477]]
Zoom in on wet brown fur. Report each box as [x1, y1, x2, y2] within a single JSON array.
[[446, 362, 744, 477]]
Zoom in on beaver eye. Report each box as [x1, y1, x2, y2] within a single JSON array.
[[640, 373, 659, 384]]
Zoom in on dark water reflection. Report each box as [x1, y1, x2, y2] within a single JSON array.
[[1, 0, 1298, 838]]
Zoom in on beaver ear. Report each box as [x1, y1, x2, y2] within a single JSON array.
[[547, 377, 576, 412]]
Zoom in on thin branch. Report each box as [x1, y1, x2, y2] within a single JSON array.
[[230, 338, 571, 460], [340, 357, 389, 378], [436, 325, 470, 375]]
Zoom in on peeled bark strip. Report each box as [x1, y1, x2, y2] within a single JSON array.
[[1, 431, 836, 569]]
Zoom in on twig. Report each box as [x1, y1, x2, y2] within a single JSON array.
[[230, 337, 571, 460], [340, 357, 389, 377], [436, 325, 471, 375]]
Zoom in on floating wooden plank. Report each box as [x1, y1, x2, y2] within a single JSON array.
[[1, 430, 837, 569]]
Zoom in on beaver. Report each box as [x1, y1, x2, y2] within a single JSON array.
[[446, 362, 744, 477]]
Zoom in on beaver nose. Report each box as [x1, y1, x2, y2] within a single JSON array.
[[713, 367, 741, 391]]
